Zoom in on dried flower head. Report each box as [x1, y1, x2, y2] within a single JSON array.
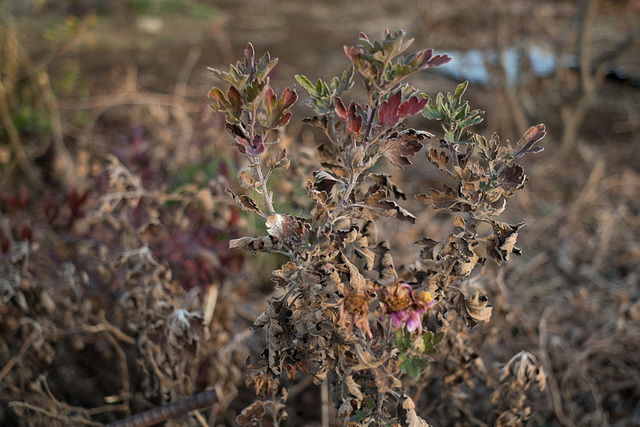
[[380, 283, 436, 334], [336, 288, 373, 339]]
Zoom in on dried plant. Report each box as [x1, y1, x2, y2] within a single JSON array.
[[208, 29, 547, 426]]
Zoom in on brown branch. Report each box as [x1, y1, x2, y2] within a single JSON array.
[[0, 332, 37, 382], [103, 389, 218, 427]]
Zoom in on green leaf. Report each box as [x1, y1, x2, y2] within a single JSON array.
[[422, 102, 443, 120], [331, 64, 355, 95], [444, 131, 455, 144], [394, 329, 411, 353], [295, 75, 316, 94], [433, 331, 445, 346], [399, 354, 429, 379], [453, 81, 469, 104]]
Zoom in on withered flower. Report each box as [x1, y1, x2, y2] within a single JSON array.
[[336, 288, 374, 339], [380, 283, 436, 334]]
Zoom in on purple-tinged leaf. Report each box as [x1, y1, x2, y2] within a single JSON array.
[[380, 129, 431, 169], [501, 163, 527, 191], [427, 53, 452, 68], [398, 95, 427, 117], [227, 86, 243, 118], [265, 87, 276, 109], [348, 101, 363, 134], [231, 132, 265, 156], [247, 135, 265, 156], [378, 90, 402, 128], [514, 124, 546, 159], [334, 97, 347, 121], [280, 87, 298, 109], [274, 112, 293, 128], [265, 87, 298, 129]]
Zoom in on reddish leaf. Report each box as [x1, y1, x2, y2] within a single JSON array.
[[265, 87, 298, 129], [280, 87, 298, 109], [264, 87, 276, 109], [378, 90, 402, 128], [273, 112, 292, 128], [227, 86, 243, 117], [398, 95, 427, 117], [348, 101, 363, 134], [426, 53, 452, 68], [232, 134, 265, 156], [334, 97, 347, 121], [514, 124, 546, 159], [2, 187, 29, 211]]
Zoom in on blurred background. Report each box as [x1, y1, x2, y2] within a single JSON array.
[[1, 0, 639, 426]]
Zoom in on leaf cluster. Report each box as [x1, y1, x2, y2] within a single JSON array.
[[208, 43, 298, 158]]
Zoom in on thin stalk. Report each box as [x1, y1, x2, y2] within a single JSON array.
[[363, 99, 379, 144], [327, 174, 360, 225], [249, 155, 276, 216], [243, 106, 276, 216]]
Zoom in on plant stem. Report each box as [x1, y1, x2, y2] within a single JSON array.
[[328, 174, 360, 225], [249, 155, 276, 216], [363, 100, 379, 144]]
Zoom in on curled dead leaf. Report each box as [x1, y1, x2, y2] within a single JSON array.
[[455, 290, 492, 328], [226, 188, 263, 216], [362, 190, 417, 223], [236, 399, 288, 426], [229, 235, 279, 253]]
